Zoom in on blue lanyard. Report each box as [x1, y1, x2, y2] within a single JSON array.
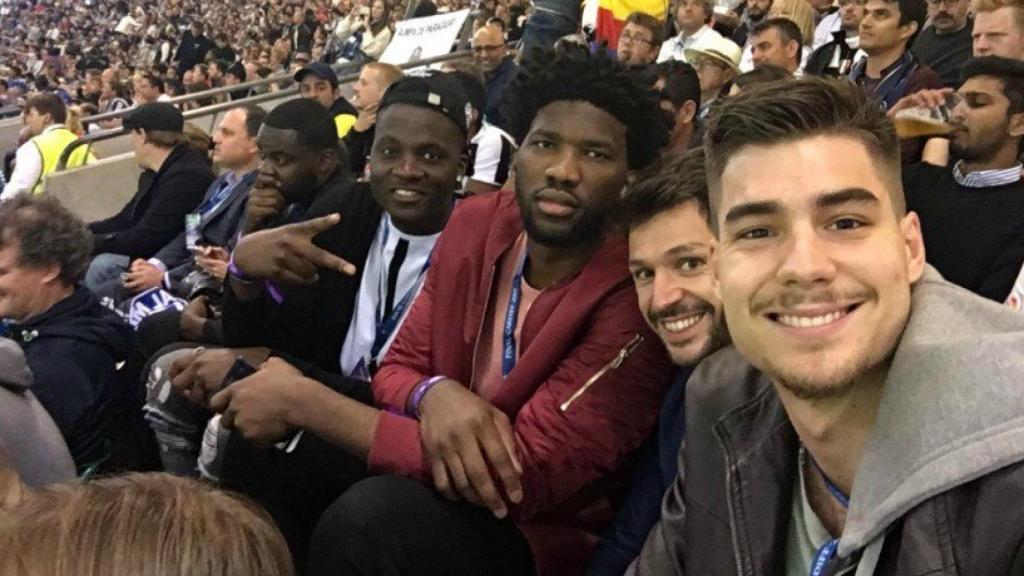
[[358, 220, 432, 375], [808, 453, 850, 576], [196, 176, 238, 216], [501, 250, 528, 378]]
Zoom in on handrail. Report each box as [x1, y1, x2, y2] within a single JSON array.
[[82, 60, 365, 124], [57, 50, 472, 171]]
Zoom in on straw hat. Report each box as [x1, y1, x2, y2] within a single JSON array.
[[684, 36, 742, 73]]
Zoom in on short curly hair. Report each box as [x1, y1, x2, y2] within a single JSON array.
[[504, 47, 668, 170], [0, 195, 93, 286]]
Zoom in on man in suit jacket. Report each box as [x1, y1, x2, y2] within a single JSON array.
[[84, 103, 215, 292]]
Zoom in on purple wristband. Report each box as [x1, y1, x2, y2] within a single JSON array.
[[227, 254, 255, 283], [408, 376, 448, 419]]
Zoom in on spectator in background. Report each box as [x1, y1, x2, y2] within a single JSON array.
[[519, 0, 582, 52], [94, 76, 131, 130], [616, 12, 665, 71], [900, 57, 1024, 301], [225, 62, 251, 101], [749, 17, 804, 73], [686, 35, 742, 118], [174, 22, 214, 77], [1, 94, 95, 200], [294, 62, 359, 137], [0, 473, 295, 576], [767, 0, 817, 46], [343, 61, 404, 176], [449, 68, 517, 194], [972, 0, 1024, 59], [658, 0, 724, 63], [85, 103, 215, 290], [655, 60, 703, 152], [729, 62, 793, 92], [0, 196, 132, 472], [134, 73, 169, 105], [911, 0, 973, 87], [805, 0, 866, 77], [211, 32, 237, 63], [0, 338, 76, 488], [851, 0, 940, 111], [290, 9, 315, 55], [473, 24, 517, 130], [732, 0, 774, 48], [358, 0, 394, 60]]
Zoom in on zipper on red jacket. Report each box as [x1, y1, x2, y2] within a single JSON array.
[[469, 262, 499, 392], [559, 333, 644, 412]]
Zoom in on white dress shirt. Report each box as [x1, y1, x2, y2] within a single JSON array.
[[657, 25, 724, 63], [1, 124, 63, 201]]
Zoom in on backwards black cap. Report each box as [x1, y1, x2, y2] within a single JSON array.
[[378, 72, 471, 136]]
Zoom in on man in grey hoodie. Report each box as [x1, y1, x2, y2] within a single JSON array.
[[629, 76, 1024, 574]]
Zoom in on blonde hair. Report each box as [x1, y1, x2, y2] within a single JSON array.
[[363, 61, 404, 89], [65, 105, 85, 136], [0, 473, 294, 576], [768, 0, 816, 44], [972, 0, 1024, 28], [0, 446, 25, 511]]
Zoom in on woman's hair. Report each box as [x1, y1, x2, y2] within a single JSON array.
[[0, 473, 295, 576], [767, 0, 815, 44], [0, 445, 26, 511], [65, 105, 85, 135]]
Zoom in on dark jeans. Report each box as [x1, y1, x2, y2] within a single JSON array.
[[308, 475, 536, 576]]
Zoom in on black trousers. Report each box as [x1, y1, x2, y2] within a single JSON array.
[[220, 431, 369, 571], [307, 475, 536, 576]]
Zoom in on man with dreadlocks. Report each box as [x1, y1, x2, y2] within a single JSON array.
[[275, 48, 675, 576]]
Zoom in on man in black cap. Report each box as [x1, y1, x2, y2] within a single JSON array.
[[160, 73, 472, 566], [294, 62, 358, 137], [84, 102, 215, 294]]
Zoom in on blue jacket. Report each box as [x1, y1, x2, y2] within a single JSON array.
[[588, 367, 691, 576], [4, 287, 133, 470]]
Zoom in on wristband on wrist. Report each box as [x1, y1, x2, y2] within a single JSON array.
[[408, 375, 448, 419], [227, 254, 256, 283]]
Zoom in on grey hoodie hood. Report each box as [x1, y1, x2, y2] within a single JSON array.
[[839, 266, 1024, 555], [0, 337, 33, 391]]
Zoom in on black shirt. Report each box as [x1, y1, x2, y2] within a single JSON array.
[[911, 20, 973, 89], [903, 162, 1024, 301]]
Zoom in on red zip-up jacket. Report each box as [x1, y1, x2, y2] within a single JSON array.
[[370, 190, 675, 575]]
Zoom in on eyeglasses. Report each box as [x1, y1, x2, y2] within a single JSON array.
[[619, 32, 653, 45], [472, 43, 505, 53], [692, 57, 727, 71]]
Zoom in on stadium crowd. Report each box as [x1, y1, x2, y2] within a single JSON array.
[[4, 0, 1024, 573]]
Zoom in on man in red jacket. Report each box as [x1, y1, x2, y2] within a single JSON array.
[[212, 49, 674, 576]]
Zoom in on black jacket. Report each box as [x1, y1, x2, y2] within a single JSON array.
[[342, 124, 374, 176], [805, 30, 859, 78], [5, 287, 133, 469], [89, 145, 215, 260], [175, 31, 214, 74], [222, 175, 383, 375]]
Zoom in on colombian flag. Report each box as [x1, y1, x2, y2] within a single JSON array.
[[594, 0, 668, 50]]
